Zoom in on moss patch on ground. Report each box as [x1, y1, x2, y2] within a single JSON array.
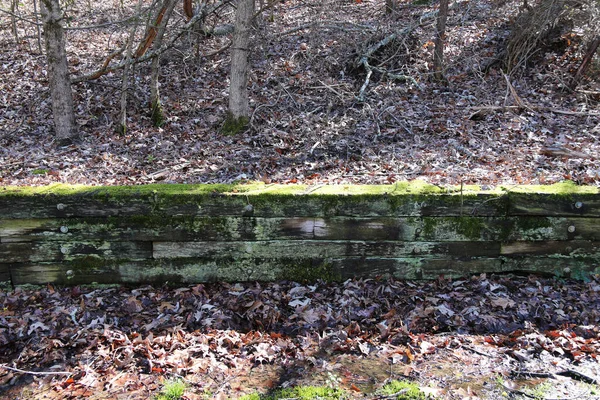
[[239, 386, 346, 400]]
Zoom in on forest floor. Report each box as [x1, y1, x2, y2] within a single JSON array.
[[1, 274, 599, 399], [1, 0, 600, 399], [0, 0, 599, 188]]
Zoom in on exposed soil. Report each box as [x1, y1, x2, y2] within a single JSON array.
[[1, 274, 599, 399], [0, 0, 599, 188]]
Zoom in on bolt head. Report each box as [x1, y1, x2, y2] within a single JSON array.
[[60, 226, 69, 233], [568, 225, 576, 233], [574, 201, 583, 209]]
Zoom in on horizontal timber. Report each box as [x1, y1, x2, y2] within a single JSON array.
[[1, 216, 598, 243], [6, 255, 598, 285], [0, 181, 599, 285]]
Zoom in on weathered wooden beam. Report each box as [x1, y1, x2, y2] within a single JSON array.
[[0, 183, 511, 218], [2, 182, 599, 284], [501, 241, 600, 256], [508, 193, 600, 217], [8, 253, 599, 285], [2, 216, 598, 243], [0, 263, 11, 286], [0, 242, 32, 263], [30, 241, 152, 262], [153, 240, 501, 259]]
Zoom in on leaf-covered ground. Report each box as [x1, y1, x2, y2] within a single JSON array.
[[0, 0, 599, 187], [1, 1, 599, 398], [1, 274, 599, 399]]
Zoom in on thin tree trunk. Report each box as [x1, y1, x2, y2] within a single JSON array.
[[225, 0, 254, 134], [118, 0, 144, 134], [433, 0, 449, 82], [33, 0, 43, 53], [149, 0, 177, 127], [41, 0, 77, 144], [570, 36, 600, 90], [10, 0, 19, 42], [385, 0, 397, 15]]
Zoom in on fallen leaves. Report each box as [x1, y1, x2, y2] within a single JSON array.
[[0, 274, 599, 398]]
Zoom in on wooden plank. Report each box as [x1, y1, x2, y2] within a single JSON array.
[[3, 183, 599, 219], [29, 241, 152, 262], [411, 255, 600, 279], [10, 257, 332, 285], [0, 263, 11, 285], [9, 260, 122, 286], [153, 240, 501, 259], [501, 241, 600, 256], [0, 190, 509, 218], [3, 216, 598, 244], [508, 193, 600, 217], [9, 251, 600, 285], [0, 242, 32, 263], [499, 255, 600, 279]]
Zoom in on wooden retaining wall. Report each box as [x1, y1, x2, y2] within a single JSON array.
[[0, 182, 599, 285]]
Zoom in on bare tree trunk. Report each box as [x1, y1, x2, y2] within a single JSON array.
[[33, 0, 43, 53], [149, 0, 177, 127], [570, 36, 600, 90], [385, 0, 397, 15], [41, 0, 77, 144], [224, 0, 254, 134], [10, 0, 19, 42], [433, 0, 449, 82], [118, 0, 144, 134]]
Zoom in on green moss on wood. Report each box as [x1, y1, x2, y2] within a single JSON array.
[[421, 216, 486, 240], [151, 99, 166, 127], [503, 180, 599, 196], [281, 260, 342, 283], [67, 255, 112, 270], [221, 112, 249, 135]]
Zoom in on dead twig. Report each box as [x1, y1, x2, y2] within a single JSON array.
[[369, 388, 409, 399], [0, 364, 74, 376], [557, 368, 599, 385], [469, 105, 600, 118]]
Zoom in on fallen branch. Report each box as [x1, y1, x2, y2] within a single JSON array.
[[0, 364, 74, 376], [557, 368, 599, 385], [354, 19, 432, 100], [357, 58, 419, 101], [369, 388, 409, 399], [278, 20, 375, 37], [469, 105, 600, 119]]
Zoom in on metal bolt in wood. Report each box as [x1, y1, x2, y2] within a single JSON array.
[[574, 201, 583, 209], [568, 225, 576, 233], [60, 226, 69, 233], [57, 203, 65, 210]]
